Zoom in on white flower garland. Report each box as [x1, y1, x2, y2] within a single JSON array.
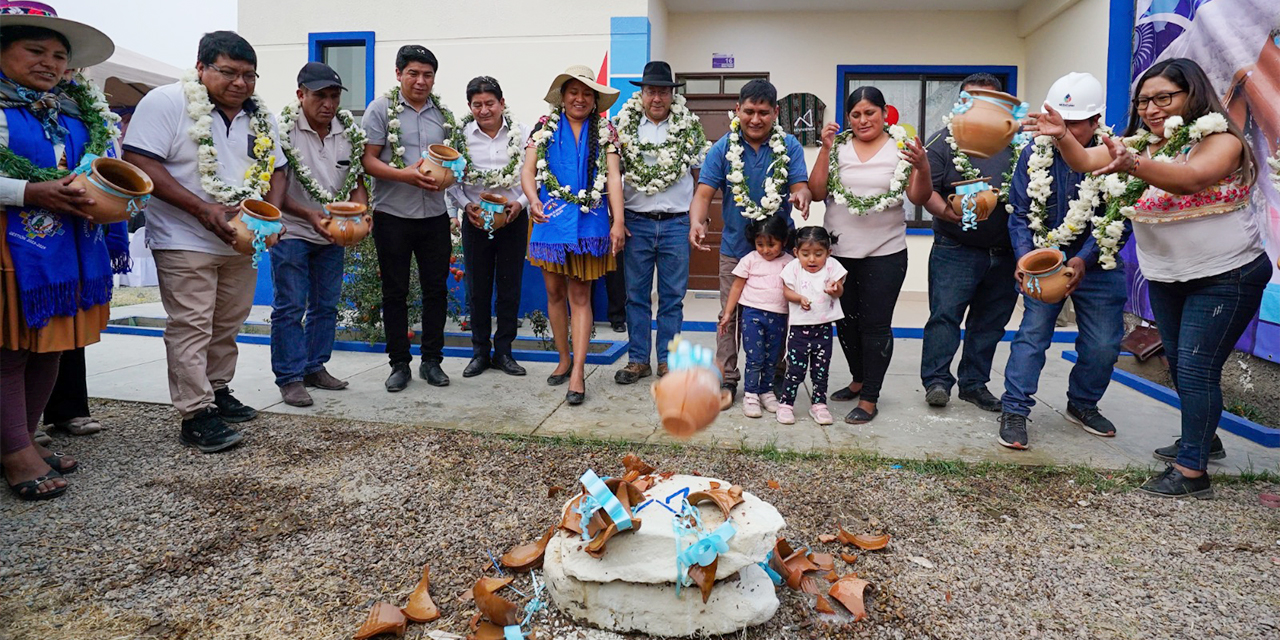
[[1024, 125, 1111, 249], [613, 93, 709, 195], [183, 69, 276, 205], [827, 124, 912, 215], [726, 116, 789, 221], [530, 108, 611, 212], [1267, 147, 1280, 191], [381, 86, 461, 169], [456, 111, 522, 189], [277, 101, 368, 203]]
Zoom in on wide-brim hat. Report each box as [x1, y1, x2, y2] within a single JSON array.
[[629, 61, 684, 88], [544, 64, 619, 112], [0, 2, 115, 68]]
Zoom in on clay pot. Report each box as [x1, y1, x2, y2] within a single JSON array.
[[418, 143, 461, 189], [947, 178, 1000, 224], [651, 367, 721, 438], [478, 192, 510, 236], [949, 89, 1023, 158], [1017, 248, 1077, 304], [229, 199, 283, 256], [68, 157, 153, 225], [320, 201, 371, 247]]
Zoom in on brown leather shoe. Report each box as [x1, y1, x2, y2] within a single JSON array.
[[280, 381, 314, 407], [613, 362, 652, 385], [303, 368, 349, 390], [657, 363, 668, 378]]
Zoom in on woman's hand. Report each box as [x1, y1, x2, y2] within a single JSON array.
[[1093, 136, 1138, 176], [1024, 104, 1067, 141], [529, 200, 547, 224], [24, 175, 94, 219], [902, 136, 929, 172], [820, 122, 840, 151], [610, 219, 628, 256]]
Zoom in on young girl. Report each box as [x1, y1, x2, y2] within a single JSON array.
[[718, 214, 795, 418], [778, 227, 847, 425]]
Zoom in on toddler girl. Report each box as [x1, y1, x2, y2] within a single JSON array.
[[778, 227, 846, 425]]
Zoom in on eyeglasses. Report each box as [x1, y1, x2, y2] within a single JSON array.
[[206, 63, 259, 84], [1133, 90, 1184, 109]]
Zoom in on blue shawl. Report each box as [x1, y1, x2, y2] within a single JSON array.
[[528, 114, 611, 263]]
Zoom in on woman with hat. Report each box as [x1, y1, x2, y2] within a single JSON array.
[[0, 1, 122, 499], [520, 65, 625, 405]]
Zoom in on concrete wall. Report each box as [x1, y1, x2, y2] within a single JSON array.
[[648, 0, 669, 60], [1021, 0, 1110, 119]]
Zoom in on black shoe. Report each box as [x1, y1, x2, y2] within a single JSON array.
[[844, 406, 878, 424], [997, 412, 1029, 450], [547, 369, 570, 386], [925, 384, 950, 407], [566, 390, 585, 405], [385, 363, 411, 392], [492, 354, 527, 376], [959, 387, 1001, 412], [213, 388, 258, 423], [830, 384, 861, 402], [1066, 403, 1116, 437], [463, 356, 490, 378], [180, 407, 243, 453], [771, 372, 785, 398], [611, 321, 626, 333], [1138, 466, 1213, 499], [1153, 436, 1226, 463], [419, 361, 450, 387]]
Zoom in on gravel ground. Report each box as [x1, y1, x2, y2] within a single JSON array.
[[2, 400, 1279, 640]]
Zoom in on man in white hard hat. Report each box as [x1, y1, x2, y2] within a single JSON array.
[[996, 72, 1130, 450]]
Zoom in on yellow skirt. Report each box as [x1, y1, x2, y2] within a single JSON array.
[[530, 251, 618, 281]]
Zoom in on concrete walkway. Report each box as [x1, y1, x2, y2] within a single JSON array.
[[86, 301, 1280, 474]]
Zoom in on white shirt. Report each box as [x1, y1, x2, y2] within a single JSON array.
[[619, 114, 698, 213], [283, 113, 357, 245], [123, 82, 286, 255], [445, 119, 528, 215], [780, 258, 848, 326]]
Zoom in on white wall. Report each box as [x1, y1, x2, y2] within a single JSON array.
[[648, 0, 669, 60], [1021, 0, 1110, 118]]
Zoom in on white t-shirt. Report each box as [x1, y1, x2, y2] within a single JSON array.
[[123, 82, 286, 255], [779, 258, 848, 326]]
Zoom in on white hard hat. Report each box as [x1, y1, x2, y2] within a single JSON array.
[[1043, 72, 1104, 121]]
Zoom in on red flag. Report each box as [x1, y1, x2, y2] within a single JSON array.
[[597, 52, 609, 116]]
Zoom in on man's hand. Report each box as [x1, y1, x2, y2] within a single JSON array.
[[463, 203, 484, 229], [196, 202, 242, 245], [24, 175, 95, 219], [402, 159, 441, 191], [935, 200, 962, 224], [690, 218, 711, 251], [789, 189, 812, 220], [1063, 257, 1086, 297], [305, 208, 334, 242]]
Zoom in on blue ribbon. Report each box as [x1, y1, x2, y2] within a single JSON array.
[[479, 198, 504, 239], [951, 91, 1029, 122], [955, 179, 991, 232], [71, 153, 150, 219], [679, 521, 736, 569], [1023, 250, 1065, 297], [242, 212, 283, 269], [501, 571, 547, 640], [575, 469, 632, 541], [759, 550, 783, 586], [443, 156, 468, 182], [666, 336, 717, 375]]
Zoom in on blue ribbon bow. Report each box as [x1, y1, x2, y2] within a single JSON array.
[[955, 179, 991, 232], [759, 550, 784, 586], [951, 91, 1029, 122], [679, 521, 737, 569], [71, 153, 151, 220], [502, 571, 547, 640], [479, 198, 504, 239], [242, 212, 283, 269], [442, 155, 468, 182], [575, 469, 633, 541]]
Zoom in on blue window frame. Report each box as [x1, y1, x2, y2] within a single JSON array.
[[308, 31, 375, 113]]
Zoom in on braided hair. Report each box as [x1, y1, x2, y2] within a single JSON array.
[[586, 108, 602, 190]]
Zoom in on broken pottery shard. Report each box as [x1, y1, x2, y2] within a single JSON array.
[[799, 574, 823, 595], [823, 571, 840, 583], [766, 479, 781, 490], [686, 485, 744, 520], [808, 552, 835, 573], [583, 478, 646, 558], [621, 453, 656, 478], [770, 538, 820, 591], [829, 576, 872, 622], [836, 526, 858, 546], [814, 594, 836, 614], [840, 553, 858, 565], [473, 576, 519, 626], [547, 485, 564, 498], [468, 613, 505, 640], [558, 493, 606, 537], [401, 565, 440, 623], [501, 525, 556, 572], [688, 557, 718, 604], [353, 602, 406, 640], [851, 533, 890, 551], [817, 534, 837, 543]]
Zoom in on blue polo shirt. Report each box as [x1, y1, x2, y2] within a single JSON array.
[[700, 131, 809, 259]]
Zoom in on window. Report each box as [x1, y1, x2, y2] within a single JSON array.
[[308, 32, 375, 114], [676, 73, 768, 97], [836, 66, 1016, 227]]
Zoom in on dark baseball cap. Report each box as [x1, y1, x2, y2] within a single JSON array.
[[297, 61, 346, 91]]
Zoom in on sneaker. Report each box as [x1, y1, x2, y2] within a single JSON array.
[[759, 392, 780, 413], [997, 412, 1029, 450], [1153, 436, 1227, 463], [925, 384, 950, 407], [180, 407, 243, 453], [959, 386, 1002, 412], [213, 388, 258, 423], [1066, 403, 1116, 437], [776, 404, 796, 425], [742, 393, 763, 418], [614, 362, 652, 385], [808, 403, 834, 425], [1138, 466, 1213, 499]]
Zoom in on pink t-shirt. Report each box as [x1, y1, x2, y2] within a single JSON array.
[[780, 258, 848, 325], [731, 251, 796, 314]]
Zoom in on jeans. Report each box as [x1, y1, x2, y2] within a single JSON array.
[[780, 323, 834, 406], [461, 211, 528, 358], [1001, 262, 1127, 416], [741, 306, 787, 395], [835, 250, 907, 403], [622, 212, 690, 365], [921, 235, 1018, 393], [1147, 253, 1271, 472], [270, 238, 345, 386], [372, 212, 451, 365]]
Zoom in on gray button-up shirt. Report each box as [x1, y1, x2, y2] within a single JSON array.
[[361, 93, 447, 219], [283, 114, 355, 244], [620, 114, 698, 213]]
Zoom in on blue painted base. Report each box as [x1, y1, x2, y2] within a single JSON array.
[[1062, 350, 1279, 448], [658, 319, 1079, 343]]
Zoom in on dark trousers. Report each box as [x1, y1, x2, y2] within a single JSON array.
[[372, 212, 451, 365], [780, 323, 834, 406], [594, 258, 626, 324], [43, 346, 89, 424], [921, 236, 1018, 393], [1147, 253, 1271, 472], [741, 306, 787, 395], [835, 250, 908, 403], [461, 211, 528, 358]]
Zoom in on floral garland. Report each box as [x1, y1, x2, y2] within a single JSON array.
[[455, 111, 522, 189], [277, 101, 368, 203], [530, 107, 611, 212], [613, 93, 709, 195], [382, 86, 462, 169], [1268, 147, 1280, 190], [826, 124, 912, 215], [1090, 113, 1230, 269], [941, 111, 1024, 211], [726, 116, 790, 221], [1024, 125, 1111, 249], [183, 69, 276, 205], [0, 71, 120, 182]]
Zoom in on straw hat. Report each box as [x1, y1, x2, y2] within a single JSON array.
[[543, 64, 619, 112], [0, 2, 115, 68]]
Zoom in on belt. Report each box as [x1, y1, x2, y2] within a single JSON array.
[[627, 210, 687, 221]]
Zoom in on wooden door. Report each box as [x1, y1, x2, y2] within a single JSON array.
[[684, 97, 735, 291]]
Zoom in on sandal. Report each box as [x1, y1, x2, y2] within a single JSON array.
[[32, 429, 52, 447], [52, 417, 102, 436], [43, 452, 78, 475], [844, 406, 879, 425], [8, 471, 66, 501]]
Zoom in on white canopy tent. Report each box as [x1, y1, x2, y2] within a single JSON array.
[[86, 46, 183, 108]]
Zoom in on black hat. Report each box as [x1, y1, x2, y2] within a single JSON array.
[[629, 61, 684, 88], [297, 61, 346, 91]]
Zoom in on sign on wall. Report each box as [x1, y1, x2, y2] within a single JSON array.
[[779, 93, 826, 147], [712, 53, 734, 69]]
